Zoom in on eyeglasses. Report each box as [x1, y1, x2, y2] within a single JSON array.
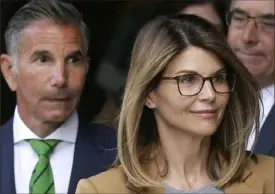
[[161, 71, 236, 96], [226, 9, 275, 33]]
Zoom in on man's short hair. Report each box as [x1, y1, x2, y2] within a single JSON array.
[[4, 0, 90, 58]]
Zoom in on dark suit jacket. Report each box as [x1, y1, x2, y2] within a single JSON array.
[[0, 116, 117, 194], [254, 105, 274, 156]]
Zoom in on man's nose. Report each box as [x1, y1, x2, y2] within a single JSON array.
[[50, 63, 67, 88], [242, 20, 259, 45]]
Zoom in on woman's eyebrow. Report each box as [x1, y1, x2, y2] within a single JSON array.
[[175, 67, 226, 75]]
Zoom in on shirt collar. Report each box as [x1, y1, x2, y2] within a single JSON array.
[[13, 106, 78, 144], [261, 84, 274, 103]]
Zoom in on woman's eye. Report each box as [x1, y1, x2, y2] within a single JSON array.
[[180, 75, 198, 84], [213, 73, 226, 83]]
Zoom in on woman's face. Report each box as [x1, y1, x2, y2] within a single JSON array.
[[147, 46, 230, 137], [181, 3, 223, 32]]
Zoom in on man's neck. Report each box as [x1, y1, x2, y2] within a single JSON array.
[[258, 77, 274, 89], [27, 121, 61, 138], [17, 109, 62, 138]]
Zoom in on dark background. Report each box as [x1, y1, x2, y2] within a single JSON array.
[[0, 0, 142, 124]]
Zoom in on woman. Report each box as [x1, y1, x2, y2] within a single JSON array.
[[76, 14, 274, 193]]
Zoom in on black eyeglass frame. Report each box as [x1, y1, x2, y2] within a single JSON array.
[[226, 9, 275, 32]]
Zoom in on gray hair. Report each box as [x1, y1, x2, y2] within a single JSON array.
[[5, 0, 90, 61]]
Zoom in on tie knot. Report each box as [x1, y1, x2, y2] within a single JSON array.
[[27, 139, 60, 156]]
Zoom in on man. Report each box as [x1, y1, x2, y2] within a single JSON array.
[[227, 0, 274, 156], [0, 1, 117, 194]]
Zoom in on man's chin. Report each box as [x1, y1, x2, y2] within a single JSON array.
[[245, 65, 266, 78], [42, 111, 73, 123]]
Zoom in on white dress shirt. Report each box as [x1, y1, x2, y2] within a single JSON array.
[[13, 107, 78, 194], [246, 84, 274, 151]]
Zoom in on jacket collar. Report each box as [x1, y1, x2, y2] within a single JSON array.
[[142, 157, 254, 194]]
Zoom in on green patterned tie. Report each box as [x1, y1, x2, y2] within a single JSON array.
[[27, 139, 60, 194]]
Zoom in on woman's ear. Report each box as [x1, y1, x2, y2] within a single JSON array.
[[145, 90, 157, 109]]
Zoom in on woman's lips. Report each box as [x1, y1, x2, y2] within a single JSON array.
[[190, 109, 217, 118]]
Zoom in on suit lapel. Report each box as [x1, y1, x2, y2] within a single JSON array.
[[223, 166, 257, 193], [67, 121, 117, 194], [67, 120, 97, 194], [254, 105, 275, 156], [0, 118, 16, 194], [224, 182, 259, 193]]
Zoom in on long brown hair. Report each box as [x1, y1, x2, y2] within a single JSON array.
[[116, 14, 260, 191]]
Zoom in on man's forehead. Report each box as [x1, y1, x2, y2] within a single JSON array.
[[231, 0, 274, 15], [18, 20, 84, 54]]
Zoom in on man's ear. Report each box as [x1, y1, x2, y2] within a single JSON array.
[[0, 54, 18, 91], [145, 90, 157, 109]]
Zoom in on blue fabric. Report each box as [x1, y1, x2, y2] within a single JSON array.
[[0, 116, 117, 194], [254, 105, 274, 157]]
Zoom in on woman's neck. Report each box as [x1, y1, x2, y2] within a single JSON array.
[[157, 127, 212, 191]]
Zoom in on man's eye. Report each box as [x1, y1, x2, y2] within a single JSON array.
[[68, 56, 81, 64], [232, 13, 247, 21], [262, 19, 275, 27], [37, 55, 49, 63]]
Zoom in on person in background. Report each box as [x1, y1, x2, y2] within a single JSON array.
[[156, 0, 228, 34], [76, 14, 274, 194], [227, 0, 274, 156], [0, 1, 117, 194]]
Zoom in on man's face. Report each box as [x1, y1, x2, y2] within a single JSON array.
[[10, 20, 87, 123], [227, 0, 274, 87]]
